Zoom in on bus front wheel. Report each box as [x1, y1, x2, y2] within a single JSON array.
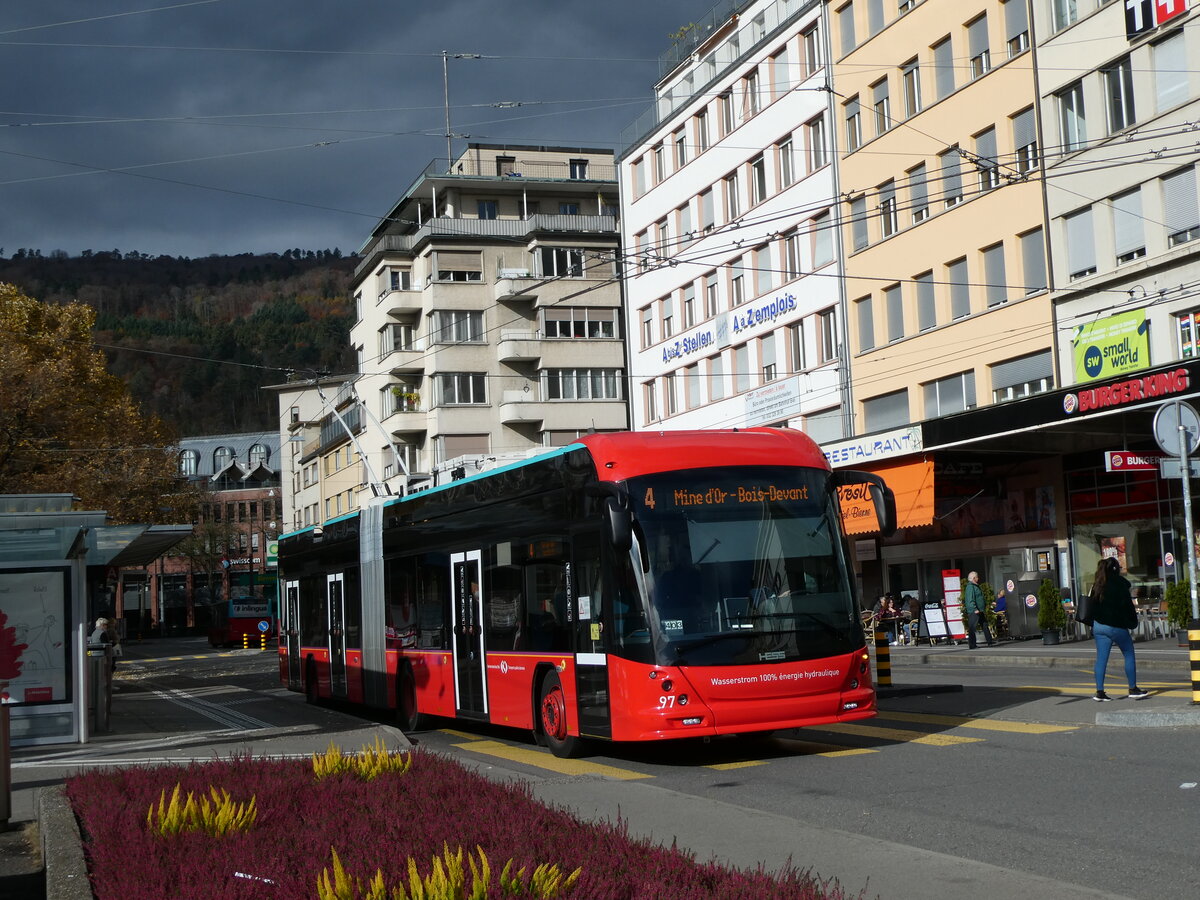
[[538, 670, 582, 759], [396, 663, 428, 732]]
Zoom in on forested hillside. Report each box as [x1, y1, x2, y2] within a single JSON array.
[[0, 250, 357, 436]]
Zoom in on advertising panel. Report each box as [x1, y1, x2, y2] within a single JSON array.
[[0, 568, 69, 703], [1071, 310, 1149, 384]]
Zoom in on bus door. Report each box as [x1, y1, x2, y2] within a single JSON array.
[[284, 579, 301, 691], [573, 540, 612, 739], [450, 550, 488, 718], [327, 573, 348, 698]]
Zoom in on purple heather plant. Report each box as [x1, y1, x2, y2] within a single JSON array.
[[65, 750, 864, 900]]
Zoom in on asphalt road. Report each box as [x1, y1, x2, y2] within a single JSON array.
[[7, 638, 1199, 900]]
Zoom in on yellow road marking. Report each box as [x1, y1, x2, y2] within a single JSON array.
[[877, 711, 1076, 734], [813, 722, 983, 746], [775, 739, 878, 758], [440, 728, 484, 740], [452, 739, 652, 780], [705, 760, 769, 770]]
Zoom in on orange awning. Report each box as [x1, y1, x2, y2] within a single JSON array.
[[838, 459, 935, 535]]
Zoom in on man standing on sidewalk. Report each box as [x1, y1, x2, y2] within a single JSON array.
[[963, 572, 995, 649]]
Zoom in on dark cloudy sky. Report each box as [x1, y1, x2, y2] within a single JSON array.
[[0, 0, 701, 258]]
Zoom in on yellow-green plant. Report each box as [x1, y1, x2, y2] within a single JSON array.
[[146, 783, 257, 838], [312, 737, 413, 781], [316, 844, 582, 900]]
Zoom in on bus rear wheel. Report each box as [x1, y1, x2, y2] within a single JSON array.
[[538, 670, 582, 759], [396, 663, 428, 733]]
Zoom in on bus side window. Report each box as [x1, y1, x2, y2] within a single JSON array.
[[486, 564, 522, 651], [416, 556, 449, 649], [526, 564, 567, 652]]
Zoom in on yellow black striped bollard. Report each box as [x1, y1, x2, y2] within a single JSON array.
[[242, 633, 249, 650], [260, 633, 267, 651], [874, 629, 892, 687], [1190, 618, 1200, 705]]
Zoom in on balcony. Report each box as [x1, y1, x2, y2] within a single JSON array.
[[499, 390, 545, 425], [385, 406, 427, 438], [381, 341, 426, 374], [498, 330, 542, 363], [380, 288, 422, 318], [494, 270, 539, 303]]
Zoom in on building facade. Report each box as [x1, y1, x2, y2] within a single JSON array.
[[317, 143, 630, 508], [620, 0, 850, 441]]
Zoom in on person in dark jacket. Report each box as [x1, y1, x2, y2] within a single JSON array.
[[1090, 557, 1149, 702], [963, 571, 995, 649]]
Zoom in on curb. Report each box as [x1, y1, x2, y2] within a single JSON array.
[[876, 682, 964, 698], [883, 651, 1187, 673], [40, 786, 90, 900], [1095, 706, 1200, 727]]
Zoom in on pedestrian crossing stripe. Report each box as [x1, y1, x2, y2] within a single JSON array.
[[771, 739, 877, 758], [452, 739, 652, 779], [706, 760, 770, 770], [877, 711, 1076, 734]]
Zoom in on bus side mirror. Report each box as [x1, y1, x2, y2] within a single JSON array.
[[832, 470, 897, 538], [605, 495, 633, 552]]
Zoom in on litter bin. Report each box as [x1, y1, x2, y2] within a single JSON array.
[[86, 642, 112, 733]]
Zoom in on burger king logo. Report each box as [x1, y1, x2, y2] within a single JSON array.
[[1063, 393, 1078, 414]]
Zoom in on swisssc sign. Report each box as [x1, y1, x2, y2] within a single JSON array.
[[1125, 0, 1188, 40]]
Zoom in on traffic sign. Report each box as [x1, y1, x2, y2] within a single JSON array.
[[1159, 458, 1200, 478], [1153, 400, 1200, 456], [257, 620, 270, 633]]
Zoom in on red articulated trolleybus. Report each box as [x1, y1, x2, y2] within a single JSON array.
[[278, 429, 895, 757]]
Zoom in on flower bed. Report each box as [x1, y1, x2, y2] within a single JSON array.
[[66, 747, 861, 899]]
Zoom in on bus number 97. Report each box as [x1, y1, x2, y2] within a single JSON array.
[[657, 695, 676, 709]]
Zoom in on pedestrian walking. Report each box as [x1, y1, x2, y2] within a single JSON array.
[[963, 571, 995, 649], [1089, 557, 1149, 702]]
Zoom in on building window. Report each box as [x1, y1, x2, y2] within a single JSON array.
[[784, 230, 802, 281], [743, 69, 761, 119], [644, 381, 659, 422], [947, 257, 970, 319], [885, 284, 903, 342], [213, 446, 233, 471], [867, 0, 884, 35], [674, 129, 687, 169], [685, 364, 701, 409], [983, 243, 1007, 307], [1058, 80, 1086, 153], [909, 163, 929, 223], [1104, 57, 1136, 133], [543, 369, 623, 400], [975, 127, 1000, 190], [640, 306, 653, 348], [1164, 166, 1200, 247], [179, 449, 199, 476], [761, 333, 777, 383], [750, 155, 767, 206], [933, 37, 955, 100], [731, 259, 746, 306], [385, 268, 411, 293], [819, 308, 838, 363], [755, 245, 773, 296], [569, 158, 588, 179], [1020, 228, 1047, 294], [813, 211, 834, 266], [1004, 0, 1029, 56], [725, 172, 740, 220], [778, 137, 795, 188], [632, 158, 646, 197], [477, 200, 497, 220], [851, 195, 869, 250], [771, 45, 791, 97], [653, 144, 665, 183], [915, 271, 935, 331], [857, 296, 875, 351], [838, 3, 856, 56], [559, 202, 580, 215], [434, 250, 483, 282], [872, 78, 891, 135], [661, 296, 674, 339], [1012, 107, 1038, 173], [709, 354, 725, 400], [1065, 208, 1097, 280], [696, 110, 710, 152], [991, 350, 1053, 403], [431, 310, 484, 343], [878, 181, 898, 237], [700, 188, 715, 232], [863, 389, 909, 431], [540, 246, 585, 277], [734, 344, 751, 393], [807, 115, 827, 170], [789, 322, 806, 371], [901, 59, 921, 118], [1112, 188, 1146, 264], [939, 147, 963, 207], [543, 306, 618, 339], [683, 284, 696, 329], [844, 96, 862, 152], [1052, 0, 1078, 33], [435, 373, 486, 405], [967, 14, 990, 79], [1155, 31, 1188, 113], [705, 273, 720, 317], [924, 371, 977, 416], [719, 90, 734, 136], [803, 24, 822, 76]]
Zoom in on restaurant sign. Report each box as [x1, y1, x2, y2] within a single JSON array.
[[1104, 451, 1162, 472], [1062, 367, 1189, 414]]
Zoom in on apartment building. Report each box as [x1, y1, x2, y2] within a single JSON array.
[[1034, 0, 1200, 599], [287, 144, 628, 518], [619, 0, 850, 440]]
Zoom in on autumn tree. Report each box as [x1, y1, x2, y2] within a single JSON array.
[[0, 283, 192, 523]]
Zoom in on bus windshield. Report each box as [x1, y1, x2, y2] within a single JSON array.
[[624, 466, 859, 666]]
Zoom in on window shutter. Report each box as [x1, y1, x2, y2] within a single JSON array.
[[1155, 33, 1187, 112], [1163, 167, 1199, 234], [438, 250, 481, 272], [935, 39, 955, 98], [1012, 108, 1035, 149], [863, 390, 909, 431], [1005, 0, 1028, 41], [991, 351, 1052, 390], [909, 163, 928, 212], [1065, 208, 1096, 275], [1021, 229, 1047, 293], [968, 17, 988, 60], [940, 149, 963, 200], [1112, 189, 1143, 256]]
